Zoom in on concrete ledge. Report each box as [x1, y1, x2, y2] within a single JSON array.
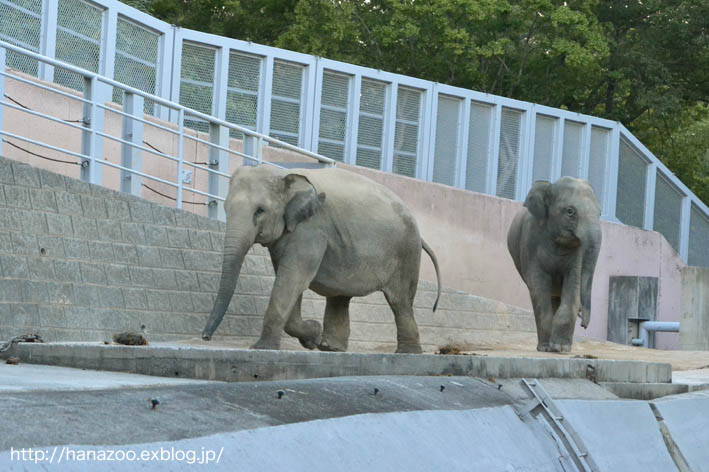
[[600, 382, 690, 400], [4, 342, 672, 383]]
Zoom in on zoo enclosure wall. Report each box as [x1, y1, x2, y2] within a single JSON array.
[[0, 0, 707, 268]]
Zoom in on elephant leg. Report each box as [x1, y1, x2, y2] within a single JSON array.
[[317, 296, 351, 352], [252, 249, 324, 350], [527, 271, 554, 352], [550, 263, 582, 352], [384, 287, 422, 354], [284, 294, 322, 350]]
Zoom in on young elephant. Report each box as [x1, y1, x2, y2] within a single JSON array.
[[201, 165, 441, 354], [507, 177, 602, 352]]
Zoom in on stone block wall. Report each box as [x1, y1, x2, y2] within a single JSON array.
[[0, 156, 534, 352]]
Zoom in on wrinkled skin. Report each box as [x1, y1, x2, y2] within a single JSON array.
[[201, 165, 442, 354], [507, 177, 602, 353]]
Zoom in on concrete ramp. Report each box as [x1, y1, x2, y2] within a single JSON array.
[[653, 391, 709, 471]]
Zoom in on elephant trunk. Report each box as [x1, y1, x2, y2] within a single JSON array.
[[201, 226, 253, 340]]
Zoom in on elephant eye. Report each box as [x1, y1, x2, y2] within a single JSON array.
[[565, 207, 576, 216], [254, 207, 265, 217]]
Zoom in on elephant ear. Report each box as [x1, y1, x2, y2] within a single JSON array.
[[524, 180, 552, 220], [283, 174, 326, 232]]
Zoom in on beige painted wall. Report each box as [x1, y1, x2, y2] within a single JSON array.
[[1, 69, 687, 349]]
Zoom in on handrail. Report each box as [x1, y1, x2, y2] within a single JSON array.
[[0, 39, 336, 167]]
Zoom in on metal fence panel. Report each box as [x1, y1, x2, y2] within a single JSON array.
[[688, 204, 709, 267], [588, 126, 609, 205], [54, 0, 103, 91], [465, 101, 492, 193], [179, 42, 215, 132], [616, 138, 648, 228], [113, 16, 160, 114], [356, 78, 386, 170], [0, 0, 42, 76], [533, 114, 556, 182], [496, 107, 522, 199], [652, 173, 683, 252], [561, 120, 583, 177], [225, 51, 261, 139], [317, 70, 350, 162], [392, 86, 421, 178], [432, 95, 460, 186], [269, 60, 304, 146]]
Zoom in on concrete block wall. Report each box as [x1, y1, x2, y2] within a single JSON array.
[[680, 267, 709, 351], [0, 156, 535, 352]]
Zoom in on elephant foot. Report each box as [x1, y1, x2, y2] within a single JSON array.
[[317, 338, 347, 352], [201, 333, 212, 341], [297, 320, 322, 350], [395, 343, 422, 354], [549, 342, 572, 353], [537, 343, 552, 352], [251, 337, 281, 350]]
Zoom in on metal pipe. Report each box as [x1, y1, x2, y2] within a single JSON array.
[[631, 321, 680, 348]]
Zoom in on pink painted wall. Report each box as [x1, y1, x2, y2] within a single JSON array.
[[1, 69, 686, 348]]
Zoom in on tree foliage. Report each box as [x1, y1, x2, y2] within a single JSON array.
[[131, 0, 708, 203]]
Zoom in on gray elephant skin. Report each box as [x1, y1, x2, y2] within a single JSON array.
[[507, 177, 602, 352], [201, 165, 442, 354]]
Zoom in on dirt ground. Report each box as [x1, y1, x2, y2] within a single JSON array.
[[456, 338, 709, 371]]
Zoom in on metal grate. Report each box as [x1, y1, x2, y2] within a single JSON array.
[[616, 138, 648, 228], [356, 78, 386, 170], [55, 0, 104, 91], [179, 42, 216, 132], [465, 102, 492, 192], [688, 204, 709, 267], [0, 0, 42, 76], [496, 107, 522, 199], [588, 126, 609, 206], [269, 60, 303, 146], [532, 115, 556, 182], [317, 71, 350, 162], [113, 16, 160, 114], [432, 95, 460, 186], [392, 86, 421, 178], [561, 121, 583, 177], [653, 173, 683, 253], [226, 51, 261, 139]]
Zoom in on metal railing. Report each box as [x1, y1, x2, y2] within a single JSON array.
[[0, 40, 334, 220], [0, 0, 707, 267]]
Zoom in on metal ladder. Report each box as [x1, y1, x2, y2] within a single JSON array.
[[519, 378, 599, 472]]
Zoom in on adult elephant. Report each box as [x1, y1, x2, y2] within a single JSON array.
[[201, 165, 441, 354], [507, 177, 602, 353]]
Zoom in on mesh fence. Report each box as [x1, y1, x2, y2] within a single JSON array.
[[0, 0, 42, 76], [652, 173, 683, 253], [688, 203, 709, 267], [113, 17, 159, 114], [355, 78, 386, 170], [465, 102, 492, 192], [561, 120, 583, 177], [392, 86, 421, 178], [179, 42, 215, 132], [496, 107, 522, 199], [616, 138, 648, 228], [432, 95, 460, 186], [55, 0, 103, 91], [317, 71, 350, 162], [269, 60, 303, 146], [588, 126, 609, 206], [532, 115, 556, 183], [226, 51, 261, 139]]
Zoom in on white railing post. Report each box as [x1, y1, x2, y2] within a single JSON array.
[[644, 163, 657, 231], [176, 108, 185, 209], [80, 76, 106, 185], [39, 0, 58, 82], [243, 135, 257, 166], [208, 122, 228, 220], [120, 91, 144, 197], [486, 104, 502, 195], [679, 196, 691, 261], [605, 125, 621, 220], [0, 47, 4, 157]]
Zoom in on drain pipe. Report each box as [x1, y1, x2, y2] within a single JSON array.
[[631, 321, 680, 348]]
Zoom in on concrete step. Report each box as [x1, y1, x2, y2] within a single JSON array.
[[601, 381, 709, 400]]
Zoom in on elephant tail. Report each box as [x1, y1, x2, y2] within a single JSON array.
[[421, 239, 442, 312]]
